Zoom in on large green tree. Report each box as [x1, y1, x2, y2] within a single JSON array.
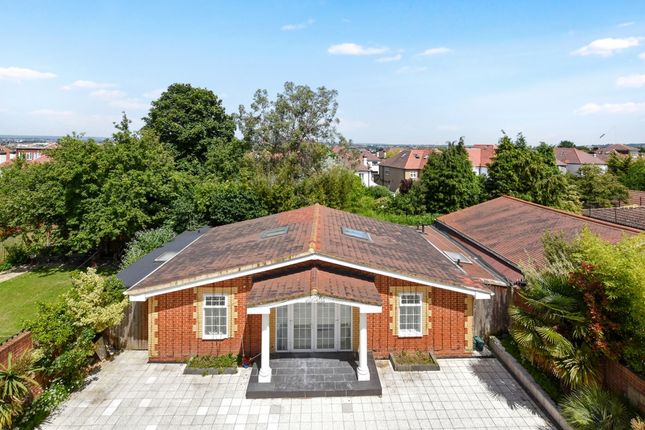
[[418, 139, 481, 213], [573, 165, 628, 208], [608, 154, 645, 191], [237, 81, 341, 179], [486, 134, 581, 212], [143, 83, 238, 166]]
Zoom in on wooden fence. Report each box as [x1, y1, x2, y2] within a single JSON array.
[[108, 301, 148, 350], [474, 284, 512, 337]]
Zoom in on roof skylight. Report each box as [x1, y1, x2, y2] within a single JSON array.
[[341, 227, 372, 241], [154, 251, 178, 263], [261, 226, 289, 238], [444, 251, 472, 264]]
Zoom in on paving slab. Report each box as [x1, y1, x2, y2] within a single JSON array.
[[41, 351, 556, 429]]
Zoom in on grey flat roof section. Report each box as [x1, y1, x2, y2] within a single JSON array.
[[117, 227, 210, 288]]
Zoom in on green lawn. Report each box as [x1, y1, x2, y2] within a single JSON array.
[[0, 267, 76, 342]]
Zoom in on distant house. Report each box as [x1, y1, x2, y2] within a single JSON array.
[[378, 149, 431, 192], [554, 147, 607, 175], [593, 144, 640, 160], [466, 144, 496, 175], [0, 142, 56, 168], [357, 149, 380, 187]]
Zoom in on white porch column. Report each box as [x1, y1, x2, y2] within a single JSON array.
[[356, 311, 370, 381], [258, 313, 272, 383]]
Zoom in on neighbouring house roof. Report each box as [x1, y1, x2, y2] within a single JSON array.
[[117, 227, 210, 288], [379, 149, 431, 170], [629, 190, 645, 206], [435, 196, 639, 277], [248, 264, 381, 307], [124, 205, 493, 299], [360, 149, 379, 163], [594, 144, 637, 155], [466, 145, 496, 168], [582, 206, 645, 231], [554, 147, 606, 166]]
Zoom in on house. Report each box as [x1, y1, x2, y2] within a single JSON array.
[[466, 144, 496, 175], [377, 149, 431, 192], [0, 146, 12, 165], [0, 142, 55, 168], [435, 196, 640, 283], [119, 205, 497, 385], [593, 143, 640, 160], [554, 147, 607, 175], [356, 149, 380, 187]]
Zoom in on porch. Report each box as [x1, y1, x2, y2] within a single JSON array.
[[246, 352, 382, 398]]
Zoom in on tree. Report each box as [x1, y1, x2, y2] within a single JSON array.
[[143, 83, 237, 164], [573, 165, 628, 208], [486, 134, 581, 212], [558, 140, 576, 148], [237, 81, 341, 179], [120, 226, 176, 269], [301, 165, 365, 210], [418, 139, 481, 213], [609, 154, 645, 191], [203, 182, 268, 226]]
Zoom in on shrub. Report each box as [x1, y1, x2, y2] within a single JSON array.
[[4, 242, 31, 266], [16, 382, 71, 430], [120, 226, 176, 269], [0, 351, 40, 429], [560, 387, 630, 430], [186, 354, 239, 370]]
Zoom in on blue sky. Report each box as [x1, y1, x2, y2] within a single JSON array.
[[1, 1, 644, 146]]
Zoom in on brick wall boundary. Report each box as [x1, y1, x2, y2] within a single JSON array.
[[0, 331, 33, 367], [603, 359, 645, 413]]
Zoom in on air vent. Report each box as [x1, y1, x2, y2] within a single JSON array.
[[154, 251, 178, 263], [444, 251, 472, 264], [341, 227, 372, 241], [261, 226, 289, 238]]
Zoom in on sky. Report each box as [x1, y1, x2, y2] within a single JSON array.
[[1, 1, 645, 146]]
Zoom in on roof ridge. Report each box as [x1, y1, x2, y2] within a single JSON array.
[[309, 204, 321, 252], [500, 196, 641, 233]]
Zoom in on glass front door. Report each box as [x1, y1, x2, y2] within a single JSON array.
[[275, 303, 352, 352]]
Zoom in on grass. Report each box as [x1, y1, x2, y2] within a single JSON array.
[[391, 350, 437, 365], [0, 266, 76, 342], [499, 333, 564, 402], [186, 354, 239, 370]]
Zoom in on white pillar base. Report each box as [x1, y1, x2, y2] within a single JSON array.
[[258, 368, 272, 383], [357, 365, 370, 381]]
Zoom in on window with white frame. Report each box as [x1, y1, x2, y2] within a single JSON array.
[[409, 171, 417, 179], [399, 293, 422, 336], [203, 294, 228, 339]]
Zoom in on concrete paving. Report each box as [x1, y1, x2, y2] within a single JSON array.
[[41, 351, 555, 429]]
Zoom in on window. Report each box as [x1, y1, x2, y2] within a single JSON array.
[[341, 227, 371, 241], [154, 251, 178, 263], [260, 226, 289, 238], [409, 171, 417, 179], [384, 168, 390, 176], [444, 251, 472, 264], [203, 294, 227, 339], [399, 293, 422, 337]]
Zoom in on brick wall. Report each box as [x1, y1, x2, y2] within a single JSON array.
[[0, 331, 33, 367], [150, 272, 473, 362], [603, 360, 645, 413]]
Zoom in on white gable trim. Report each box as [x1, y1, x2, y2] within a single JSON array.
[[247, 295, 382, 315], [126, 253, 493, 301]]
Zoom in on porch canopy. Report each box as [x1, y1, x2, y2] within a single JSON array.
[[246, 264, 382, 383]]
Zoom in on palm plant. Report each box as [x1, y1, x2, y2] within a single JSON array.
[[560, 386, 629, 430], [0, 352, 39, 429], [510, 259, 599, 389]]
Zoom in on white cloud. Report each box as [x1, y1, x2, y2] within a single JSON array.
[[328, 43, 387, 56], [143, 88, 164, 99], [376, 54, 402, 63], [0, 67, 56, 81], [31, 109, 74, 118], [62, 80, 115, 90], [575, 102, 645, 115], [616, 74, 645, 88], [419, 47, 452, 57], [618, 21, 635, 28], [90, 89, 127, 100], [109, 98, 149, 111], [572, 37, 641, 57], [395, 66, 428, 75], [281, 18, 314, 31]]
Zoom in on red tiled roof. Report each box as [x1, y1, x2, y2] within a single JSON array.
[[582, 206, 645, 230], [248, 264, 381, 307], [128, 205, 491, 296], [467, 144, 496, 168], [436, 196, 639, 270], [554, 147, 606, 165], [629, 190, 645, 206], [379, 149, 431, 170]]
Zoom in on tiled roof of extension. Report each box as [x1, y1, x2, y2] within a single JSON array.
[[582, 206, 645, 231], [379, 149, 431, 170], [436, 196, 639, 272], [126, 205, 492, 297]]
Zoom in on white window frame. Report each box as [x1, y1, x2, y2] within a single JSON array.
[[203, 294, 228, 340], [409, 171, 417, 179], [398, 293, 422, 337]]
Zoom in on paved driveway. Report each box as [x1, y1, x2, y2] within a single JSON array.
[[42, 351, 554, 429]]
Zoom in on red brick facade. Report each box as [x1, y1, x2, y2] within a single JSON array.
[[148, 272, 473, 362], [0, 331, 33, 367]]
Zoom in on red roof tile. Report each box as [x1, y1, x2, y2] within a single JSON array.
[[379, 149, 431, 170], [629, 190, 645, 206], [436, 196, 639, 270], [554, 147, 606, 165], [582, 206, 645, 230]]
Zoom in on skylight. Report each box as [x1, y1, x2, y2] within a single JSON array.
[[341, 227, 372, 241], [261, 226, 289, 238], [444, 251, 472, 264], [154, 251, 178, 263]]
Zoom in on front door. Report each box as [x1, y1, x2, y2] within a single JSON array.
[[275, 303, 352, 352]]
